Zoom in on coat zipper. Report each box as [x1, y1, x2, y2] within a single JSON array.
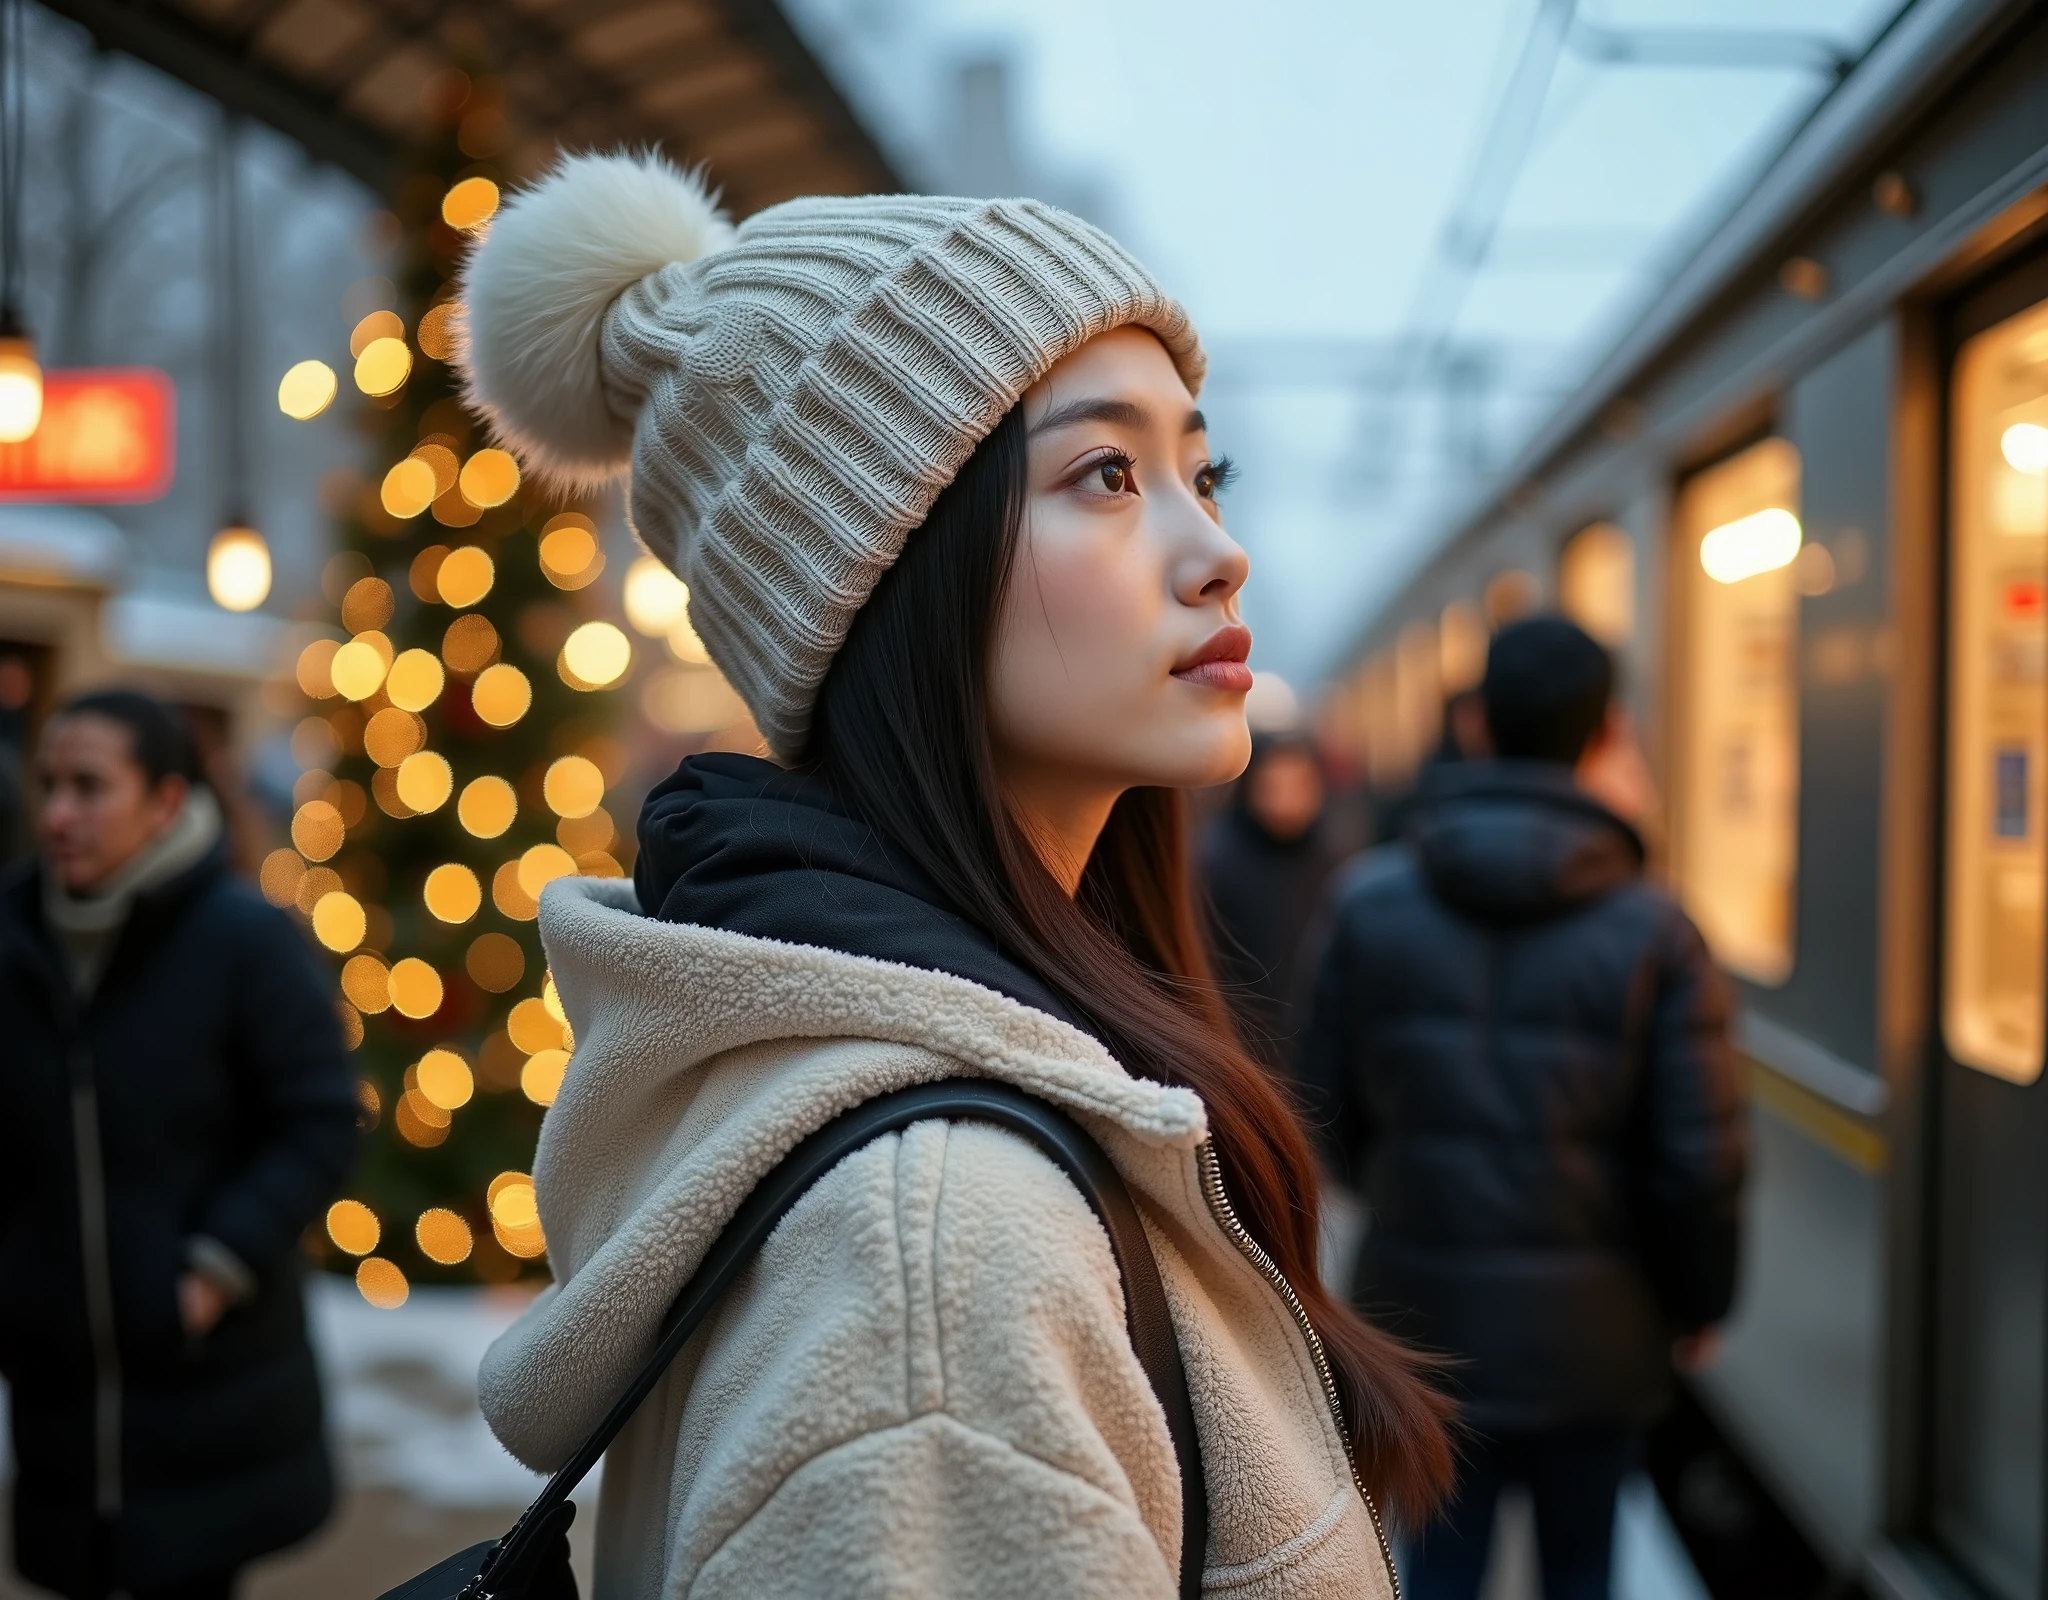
[[1195, 1141, 1400, 1600], [67, 1042, 124, 1521]]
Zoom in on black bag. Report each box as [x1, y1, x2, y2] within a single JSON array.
[[378, 1079, 1208, 1599]]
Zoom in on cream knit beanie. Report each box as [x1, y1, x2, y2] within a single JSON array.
[[458, 151, 1204, 761]]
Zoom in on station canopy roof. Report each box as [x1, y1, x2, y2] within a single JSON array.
[[43, 0, 900, 213]]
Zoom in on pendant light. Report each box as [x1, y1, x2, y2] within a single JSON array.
[[207, 112, 271, 612], [0, 0, 41, 445]]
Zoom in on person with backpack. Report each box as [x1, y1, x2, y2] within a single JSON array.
[[1299, 617, 1747, 1600], [1, 690, 358, 1599], [451, 152, 1455, 1597]]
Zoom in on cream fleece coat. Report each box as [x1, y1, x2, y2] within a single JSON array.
[[481, 877, 1396, 1598]]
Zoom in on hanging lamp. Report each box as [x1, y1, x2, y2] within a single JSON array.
[[0, 0, 41, 444], [207, 111, 271, 611]]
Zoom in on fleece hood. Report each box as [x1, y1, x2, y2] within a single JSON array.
[[1410, 761, 1643, 926]]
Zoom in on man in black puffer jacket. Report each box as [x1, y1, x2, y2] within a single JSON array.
[[1301, 618, 1745, 1600], [0, 691, 359, 1600]]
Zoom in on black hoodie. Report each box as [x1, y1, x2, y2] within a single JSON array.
[[635, 752, 1084, 1030], [1298, 761, 1746, 1432]]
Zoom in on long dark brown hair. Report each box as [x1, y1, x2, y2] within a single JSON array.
[[809, 401, 1456, 1525]]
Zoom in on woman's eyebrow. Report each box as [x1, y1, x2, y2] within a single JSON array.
[[1027, 399, 1209, 437]]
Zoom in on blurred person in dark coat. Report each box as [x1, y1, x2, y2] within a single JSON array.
[[1200, 731, 1343, 1079], [0, 690, 359, 1600], [1300, 619, 1746, 1600]]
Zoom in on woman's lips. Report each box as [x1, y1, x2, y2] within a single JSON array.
[[1172, 625, 1254, 693]]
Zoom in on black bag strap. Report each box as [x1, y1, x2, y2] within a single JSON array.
[[463, 1079, 1207, 1599]]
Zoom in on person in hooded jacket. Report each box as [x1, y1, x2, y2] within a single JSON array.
[[0, 690, 359, 1600], [1199, 731, 1344, 1079], [1299, 617, 1746, 1600], [453, 153, 1458, 1597]]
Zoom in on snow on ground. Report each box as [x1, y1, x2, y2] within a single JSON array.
[[304, 1272, 601, 1512]]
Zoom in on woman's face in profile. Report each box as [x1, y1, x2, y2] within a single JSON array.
[[989, 326, 1253, 810]]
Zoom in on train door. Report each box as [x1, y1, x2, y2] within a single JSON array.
[[1933, 247, 2048, 1600]]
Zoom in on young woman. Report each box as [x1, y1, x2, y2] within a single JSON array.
[[461, 153, 1453, 1597]]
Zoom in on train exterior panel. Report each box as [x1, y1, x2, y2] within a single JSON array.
[[1329, 5, 2048, 1596]]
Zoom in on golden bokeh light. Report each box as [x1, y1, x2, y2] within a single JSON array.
[[328, 779, 368, 829], [424, 862, 482, 923], [492, 861, 539, 921], [411, 442, 459, 496], [380, 456, 437, 520], [517, 844, 578, 902], [329, 638, 389, 700], [394, 1091, 449, 1148], [357, 1078, 381, 1129], [459, 448, 520, 508], [340, 953, 392, 1014], [416, 302, 459, 362], [560, 622, 630, 689], [414, 1048, 474, 1111], [260, 848, 307, 908], [388, 957, 444, 1020], [327, 1198, 380, 1255], [278, 359, 338, 421], [356, 628, 396, 669], [363, 707, 427, 768], [410, 543, 448, 602], [442, 176, 500, 231], [432, 486, 482, 529], [538, 522, 601, 590], [355, 336, 413, 398], [507, 995, 568, 1055], [442, 613, 500, 673], [488, 1177, 539, 1229], [295, 866, 343, 917], [291, 800, 345, 862], [542, 755, 605, 819], [339, 1001, 364, 1051], [436, 545, 494, 608], [465, 931, 526, 992], [521, 1049, 570, 1106], [575, 850, 625, 879], [471, 663, 531, 727], [371, 768, 416, 819], [416, 1208, 474, 1265], [296, 637, 341, 698], [341, 575, 395, 634], [542, 974, 565, 1023], [496, 1223, 547, 1260], [349, 309, 403, 358], [556, 806, 614, 856], [457, 775, 517, 838], [385, 648, 446, 713], [312, 891, 367, 953], [623, 556, 690, 636], [395, 750, 454, 814], [356, 1256, 409, 1309]]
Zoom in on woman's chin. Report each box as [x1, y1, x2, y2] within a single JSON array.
[[1129, 715, 1251, 791]]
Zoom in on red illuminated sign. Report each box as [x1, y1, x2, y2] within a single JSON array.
[[0, 368, 175, 503]]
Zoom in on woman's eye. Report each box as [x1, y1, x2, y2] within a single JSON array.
[[1195, 457, 1237, 500], [1095, 457, 1130, 494]]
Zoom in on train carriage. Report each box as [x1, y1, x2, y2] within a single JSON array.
[[1329, 3, 2048, 1595]]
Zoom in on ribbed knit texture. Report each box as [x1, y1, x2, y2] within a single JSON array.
[[460, 157, 1203, 762]]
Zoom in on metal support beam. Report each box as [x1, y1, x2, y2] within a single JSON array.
[[37, 0, 395, 191]]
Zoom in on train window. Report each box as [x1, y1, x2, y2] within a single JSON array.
[[1944, 296, 2048, 1084], [1559, 522, 1635, 645], [1674, 436, 1802, 986]]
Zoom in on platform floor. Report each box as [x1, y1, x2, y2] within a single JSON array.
[[1, 1277, 1710, 1599]]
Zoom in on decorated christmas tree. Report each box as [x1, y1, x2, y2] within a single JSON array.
[[262, 68, 638, 1302]]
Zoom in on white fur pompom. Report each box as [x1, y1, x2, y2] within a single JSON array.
[[458, 150, 733, 488]]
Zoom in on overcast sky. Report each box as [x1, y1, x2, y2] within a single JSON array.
[[788, 0, 1908, 686]]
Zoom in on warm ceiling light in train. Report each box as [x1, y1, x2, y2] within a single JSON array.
[[1700, 507, 1802, 585], [2002, 422, 2048, 474]]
